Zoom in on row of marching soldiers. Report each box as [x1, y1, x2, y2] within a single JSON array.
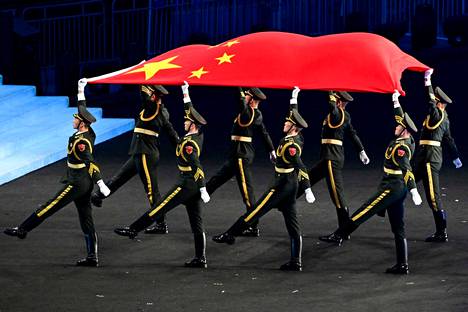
[[4, 69, 461, 274]]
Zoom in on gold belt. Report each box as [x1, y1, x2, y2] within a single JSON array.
[[275, 166, 294, 173], [231, 135, 252, 142], [419, 140, 441, 147], [321, 139, 343, 146], [67, 162, 86, 169], [384, 167, 402, 175], [178, 165, 192, 172], [134, 128, 159, 137]]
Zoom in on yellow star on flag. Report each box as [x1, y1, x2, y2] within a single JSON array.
[[223, 40, 240, 47], [189, 67, 209, 79], [125, 56, 181, 80], [215, 53, 235, 65]]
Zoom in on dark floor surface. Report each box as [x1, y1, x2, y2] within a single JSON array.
[[1, 132, 468, 312]]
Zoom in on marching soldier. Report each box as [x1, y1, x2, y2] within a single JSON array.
[[91, 84, 179, 234], [4, 79, 111, 267], [297, 91, 369, 241], [114, 82, 211, 268], [414, 69, 462, 242], [206, 87, 276, 237], [320, 90, 423, 274], [212, 87, 315, 271]]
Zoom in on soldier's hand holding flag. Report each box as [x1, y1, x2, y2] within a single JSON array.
[[392, 89, 401, 106], [290, 86, 300, 105], [77, 78, 87, 101], [424, 68, 434, 86], [182, 80, 191, 103]]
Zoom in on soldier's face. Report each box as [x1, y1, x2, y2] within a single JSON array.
[[184, 120, 191, 131], [436, 102, 446, 110], [284, 121, 293, 133], [337, 100, 348, 109], [73, 117, 80, 129], [395, 124, 405, 136]]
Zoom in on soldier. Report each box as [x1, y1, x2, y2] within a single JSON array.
[[91, 84, 179, 234], [206, 87, 276, 237], [319, 90, 423, 274], [212, 87, 315, 272], [297, 91, 369, 241], [3, 79, 111, 267], [114, 82, 211, 268], [414, 69, 462, 242]]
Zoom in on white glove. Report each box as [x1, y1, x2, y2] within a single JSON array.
[[410, 188, 422, 206], [359, 150, 370, 165], [200, 187, 210, 203], [424, 68, 433, 86], [97, 179, 111, 197], [77, 78, 87, 101], [305, 188, 315, 204], [290, 86, 300, 104], [453, 158, 462, 169], [392, 89, 400, 103], [182, 81, 191, 103], [269, 150, 277, 164]]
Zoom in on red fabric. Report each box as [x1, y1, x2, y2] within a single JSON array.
[[398, 149, 406, 157], [288, 147, 297, 156], [88, 32, 430, 95]]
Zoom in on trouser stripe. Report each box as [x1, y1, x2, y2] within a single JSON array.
[[149, 187, 182, 217], [244, 189, 275, 222], [37, 185, 73, 217], [426, 163, 437, 211], [328, 160, 341, 208], [142, 154, 153, 205], [351, 189, 391, 222], [238, 158, 251, 208]]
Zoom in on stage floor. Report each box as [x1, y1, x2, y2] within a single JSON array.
[[1, 133, 467, 312]]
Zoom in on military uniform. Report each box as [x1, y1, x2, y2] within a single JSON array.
[[114, 98, 209, 268], [213, 105, 311, 271], [414, 86, 460, 242], [91, 85, 179, 233], [4, 101, 103, 266], [298, 91, 365, 231], [206, 88, 275, 235], [322, 102, 418, 274]]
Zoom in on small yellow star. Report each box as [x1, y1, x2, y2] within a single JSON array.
[[223, 40, 240, 47], [189, 67, 209, 79], [215, 53, 235, 65], [125, 56, 181, 80]]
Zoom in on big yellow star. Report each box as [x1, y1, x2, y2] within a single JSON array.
[[189, 67, 209, 79], [223, 39, 240, 47], [215, 53, 235, 65], [125, 56, 181, 80]]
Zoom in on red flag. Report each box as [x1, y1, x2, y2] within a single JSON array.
[[88, 32, 430, 95]]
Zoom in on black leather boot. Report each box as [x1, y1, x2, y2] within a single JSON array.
[[239, 226, 260, 237], [336, 207, 351, 240], [184, 256, 207, 268], [386, 237, 408, 274], [319, 231, 344, 246], [385, 263, 409, 274], [280, 236, 302, 271], [425, 210, 448, 242], [212, 232, 235, 245], [114, 226, 138, 239], [77, 233, 98, 267], [4, 227, 27, 239]]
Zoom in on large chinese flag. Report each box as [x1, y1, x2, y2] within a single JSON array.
[[88, 32, 429, 95]]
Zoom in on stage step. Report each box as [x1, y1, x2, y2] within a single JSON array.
[[0, 79, 134, 185]]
